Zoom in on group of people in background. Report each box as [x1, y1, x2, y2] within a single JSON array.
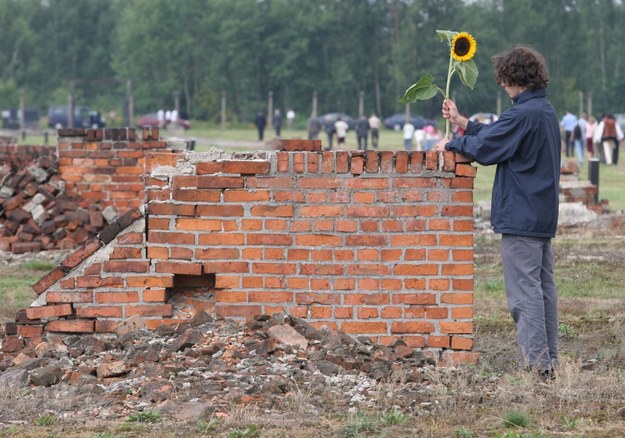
[[402, 120, 440, 152], [308, 113, 382, 151], [254, 108, 297, 141], [561, 110, 624, 167]]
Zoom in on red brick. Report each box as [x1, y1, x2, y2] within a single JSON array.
[[59, 239, 102, 271], [95, 291, 139, 303], [156, 261, 202, 275], [390, 321, 435, 334], [215, 304, 262, 317], [32, 267, 66, 295], [455, 163, 477, 177], [95, 320, 120, 333], [451, 336, 474, 350], [76, 306, 123, 318], [143, 289, 168, 302], [125, 304, 173, 317], [440, 351, 480, 365], [47, 320, 95, 333], [26, 304, 73, 320], [427, 336, 451, 348], [46, 291, 93, 303], [17, 325, 44, 338], [126, 276, 174, 287], [341, 321, 387, 334], [103, 261, 149, 273], [440, 322, 473, 334]]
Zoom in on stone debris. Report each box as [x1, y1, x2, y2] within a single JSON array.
[[0, 312, 441, 423]]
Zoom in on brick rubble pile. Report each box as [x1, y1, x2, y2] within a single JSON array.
[[0, 147, 114, 254]]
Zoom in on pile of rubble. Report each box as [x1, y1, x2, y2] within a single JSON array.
[[0, 153, 113, 254], [0, 312, 443, 423]]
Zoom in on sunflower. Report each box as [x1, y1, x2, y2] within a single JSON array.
[[451, 32, 477, 62]]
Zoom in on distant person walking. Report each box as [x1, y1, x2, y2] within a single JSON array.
[[334, 117, 349, 149], [355, 115, 370, 150], [560, 110, 577, 158], [594, 114, 624, 165], [368, 112, 381, 149], [324, 114, 335, 150], [273, 109, 282, 137], [286, 108, 295, 130], [254, 111, 267, 141], [402, 120, 415, 151], [585, 116, 597, 158], [307, 115, 321, 140]]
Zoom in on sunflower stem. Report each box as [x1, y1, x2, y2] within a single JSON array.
[[444, 56, 454, 140]]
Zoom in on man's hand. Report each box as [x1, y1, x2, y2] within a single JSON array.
[[435, 138, 448, 152], [442, 99, 468, 131]]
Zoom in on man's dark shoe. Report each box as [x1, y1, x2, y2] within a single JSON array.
[[538, 368, 556, 382]]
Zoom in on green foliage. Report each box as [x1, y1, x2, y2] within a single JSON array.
[[21, 260, 56, 271], [34, 415, 55, 426], [382, 407, 407, 425], [229, 424, 260, 438], [197, 418, 220, 433], [560, 416, 579, 430], [1, 1, 624, 122], [89, 432, 124, 438], [340, 412, 380, 437], [453, 427, 475, 438], [501, 410, 531, 429], [558, 322, 577, 339], [126, 410, 162, 423]]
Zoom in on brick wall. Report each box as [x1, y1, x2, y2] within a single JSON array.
[[57, 127, 168, 212], [6, 134, 479, 364]]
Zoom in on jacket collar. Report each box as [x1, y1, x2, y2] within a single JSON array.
[[512, 88, 547, 105]]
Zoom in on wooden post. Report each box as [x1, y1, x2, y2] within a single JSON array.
[[358, 90, 364, 118], [312, 91, 318, 118], [268, 91, 274, 128], [221, 91, 226, 130]]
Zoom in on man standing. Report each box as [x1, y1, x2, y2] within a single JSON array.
[[254, 111, 266, 141], [273, 109, 282, 137], [334, 117, 349, 149], [436, 46, 561, 379], [368, 112, 381, 149], [560, 110, 577, 158], [355, 115, 370, 150]]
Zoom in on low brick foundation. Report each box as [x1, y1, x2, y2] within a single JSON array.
[[4, 131, 480, 364]]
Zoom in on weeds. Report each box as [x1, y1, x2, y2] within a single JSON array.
[[35, 415, 55, 426], [229, 424, 260, 438], [382, 407, 407, 425], [126, 410, 162, 423], [197, 418, 220, 433], [501, 410, 531, 429], [340, 412, 380, 437]]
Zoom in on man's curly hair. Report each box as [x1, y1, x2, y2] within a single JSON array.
[[491, 46, 549, 90]]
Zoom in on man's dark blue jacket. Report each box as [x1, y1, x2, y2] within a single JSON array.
[[445, 88, 561, 238]]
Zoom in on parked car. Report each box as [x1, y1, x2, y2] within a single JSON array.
[[383, 113, 437, 130], [47, 105, 105, 129], [137, 113, 191, 130], [469, 112, 499, 124], [1, 108, 40, 130], [317, 113, 356, 131]]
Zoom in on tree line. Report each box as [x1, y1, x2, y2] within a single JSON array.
[[0, 0, 623, 125]]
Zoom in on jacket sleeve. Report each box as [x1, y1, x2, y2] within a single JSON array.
[[446, 111, 527, 166], [617, 124, 624, 142]]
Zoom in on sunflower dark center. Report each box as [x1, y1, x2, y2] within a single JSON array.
[[454, 38, 471, 56]]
